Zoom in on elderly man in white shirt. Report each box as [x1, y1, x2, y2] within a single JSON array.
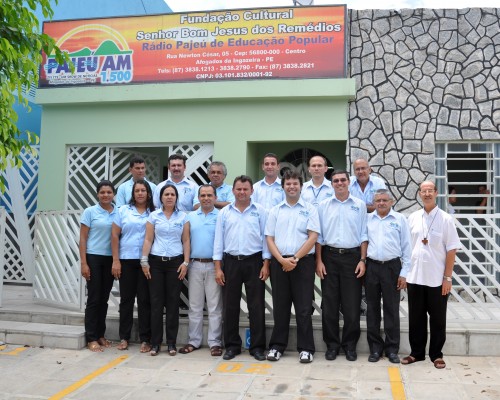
[[401, 181, 461, 370]]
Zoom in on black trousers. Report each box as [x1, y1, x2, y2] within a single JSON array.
[[365, 259, 402, 355], [84, 254, 114, 343], [407, 283, 449, 362], [118, 259, 151, 343], [320, 247, 362, 352], [149, 255, 183, 346], [223, 253, 266, 353], [269, 255, 315, 354]]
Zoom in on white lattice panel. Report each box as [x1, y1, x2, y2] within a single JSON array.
[[0, 208, 6, 305], [1, 148, 39, 283]]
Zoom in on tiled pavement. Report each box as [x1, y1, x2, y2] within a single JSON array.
[[1, 343, 500, 399]]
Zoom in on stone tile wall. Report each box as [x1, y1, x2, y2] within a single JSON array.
[[349, 8, 500, 213]]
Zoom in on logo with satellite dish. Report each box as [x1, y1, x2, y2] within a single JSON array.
[[44, 24, 133, 85]]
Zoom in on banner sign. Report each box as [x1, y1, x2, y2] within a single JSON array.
[[40, 5, 346, 86]]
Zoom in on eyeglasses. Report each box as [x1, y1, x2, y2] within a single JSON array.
[[420, 189, 436, 194], [332, 178, 348, 184]]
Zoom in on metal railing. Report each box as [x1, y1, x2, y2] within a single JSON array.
[[32, 211, 500, 322]]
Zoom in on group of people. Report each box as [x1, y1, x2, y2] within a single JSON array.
[[79, 152, 461, 369]]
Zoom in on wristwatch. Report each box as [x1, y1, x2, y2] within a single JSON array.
[[360, 258, 367, 263], [293, 256, 299, 262], [443, 275, 452, 282], [182, 261, 189, 267]]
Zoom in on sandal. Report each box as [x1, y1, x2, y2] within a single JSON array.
[[210, 346, 222, 357], [401, 355, 418, 365], [87, 341, 103, 352], [167, 344, 177, 356], [179, 344, 198, 354], [140, 342, 152, 353], [97, 337, 112, 348], [433, 358, 446, 369], [117, 340, 128, 351], [150, 345, 160, 356]]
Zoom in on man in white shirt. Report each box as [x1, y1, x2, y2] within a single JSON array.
[[349, 158, 387, 213], [301, 155, 334, 207], [252, 153, 284, 209], [402, 181, 461, 370], [153, 154, 199, 211]]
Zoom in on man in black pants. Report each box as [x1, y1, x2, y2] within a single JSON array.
[[213, 175, 270, 361], [316, 170, 368, 362]]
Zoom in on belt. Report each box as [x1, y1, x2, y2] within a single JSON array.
[[324, 245, 360, 254], [281, 254, 314, 259], [225, 252, 262, 261], [150, 254, 183, 261], [191, 258, 213, 263], [367, 257, 399, 265]]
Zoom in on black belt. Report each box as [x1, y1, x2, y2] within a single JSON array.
[[150, 254, 183, 261], [191, 258, 213, 263], [281, 254, 314, 259], [324, 246, 360, 254], [367, 257, 399, 265], [225, 252, 262, 261]]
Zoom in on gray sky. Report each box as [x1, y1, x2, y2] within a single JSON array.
[[165, 0, 498, 12]]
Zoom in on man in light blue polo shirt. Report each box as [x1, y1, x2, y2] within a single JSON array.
[[265, 170, 320, 364], [214, 175, 270, 362], [316, 170, 368, 362], [301, 155, 334, 207], [366, 189, 411, 364], [153, 154, 199, 211], [179, 184, 223, 356], [193, 161, 234, 210], [116, 156, 157, 207], [349, 158, 387, 213], [252, 153, 284, 209]]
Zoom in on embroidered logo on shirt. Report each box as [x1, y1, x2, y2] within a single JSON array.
[[250, 211, 260, 217], [299, 210, 310, 217], [184, 188, 191, 194], [389, 222, 400, 230], [174, 222, 183, 229], [350, 205, 360, 212]]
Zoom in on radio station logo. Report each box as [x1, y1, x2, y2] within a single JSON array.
[[44, 24, 133, 86]]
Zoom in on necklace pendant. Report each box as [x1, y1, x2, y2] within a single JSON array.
[[422, 238, 428, 245]]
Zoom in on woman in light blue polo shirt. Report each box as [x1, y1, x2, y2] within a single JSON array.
[[79, 180, 116, 352], [111, 180, 155, 352], [141, 184, 190, 356]]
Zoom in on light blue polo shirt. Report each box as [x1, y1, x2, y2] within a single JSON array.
[[153, 178, 199, 211], [113, 205, 151, 259], [252, 178, 285, 209], [265, 199, 320, 256], [367, 208, 412, 277], [213, 201, 270, 260], [193, 182, 235, 207], [148, 209, 187, 257], [80, 204, 116, 256], [187, 208, 219, 259], [349, 175, 387, 206], [317, 194, 368, 248], [115, 178, 157, 207]]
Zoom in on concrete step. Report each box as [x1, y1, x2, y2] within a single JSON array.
[[0, 320, 85, 350]]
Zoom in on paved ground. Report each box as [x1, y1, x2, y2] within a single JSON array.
[[1, 343, 500, 399]]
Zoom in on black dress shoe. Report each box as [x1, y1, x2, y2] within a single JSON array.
[[345, 350, 357, 361], [150, 345, 160, 356], [386, 353, 401, 364], [325, 349, 338, 361], [252, 350, 266, 361], [368, 352, 381, 362], [223, 348, 241, 360]]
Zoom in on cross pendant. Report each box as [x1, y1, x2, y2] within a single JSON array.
[[422, 238, 428, 245]]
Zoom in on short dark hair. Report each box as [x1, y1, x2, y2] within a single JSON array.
[[129, 156, 145, 168], [96, 180, 115, 194], [281, 170, 303, 188], [159, 184, 179, 210], [168, 153, 187, 166], [198, 184, 216, 196], [262, 153, 279, 163], [233, 175, 254, 187], [331, 170, 350, 181]]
